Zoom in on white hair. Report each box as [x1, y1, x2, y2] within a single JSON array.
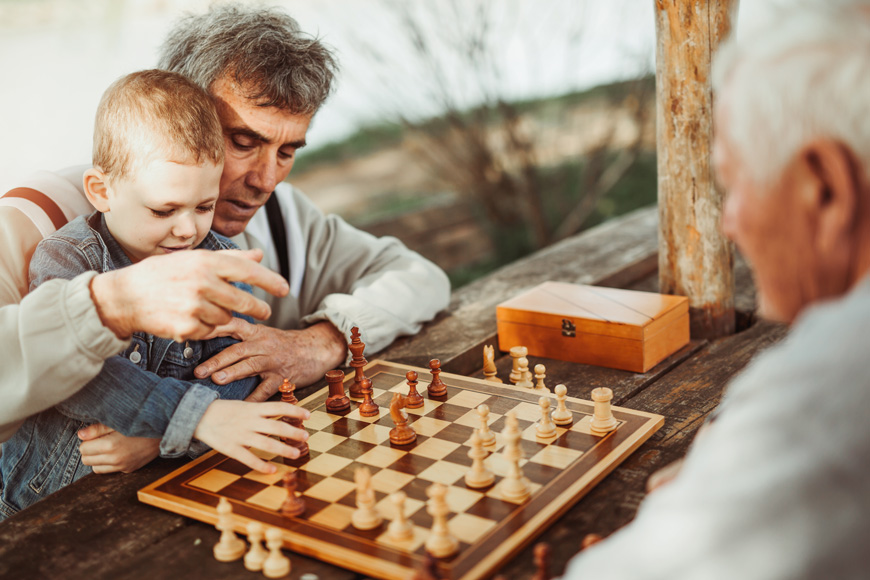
[[712, 0, 870, 185]]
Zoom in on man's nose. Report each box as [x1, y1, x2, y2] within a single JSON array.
[[245, 155, 280, 194]]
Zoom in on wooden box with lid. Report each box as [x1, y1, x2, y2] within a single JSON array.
[[496, 281, 690, 373]]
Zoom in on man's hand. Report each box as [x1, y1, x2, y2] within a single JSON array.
[[195, 320, 347, 394], [193, 400, 311, 473], [90, 249, 289, 342], [77, 424, 160, 474]]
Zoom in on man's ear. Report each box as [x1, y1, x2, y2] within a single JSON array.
[[83, 168, 111, 213], [798, 139, 861, 254]]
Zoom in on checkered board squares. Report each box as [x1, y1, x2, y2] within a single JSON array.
[[139, 360, 663, 580]]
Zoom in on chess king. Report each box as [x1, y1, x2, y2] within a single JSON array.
[[566, 2, 870, 578]]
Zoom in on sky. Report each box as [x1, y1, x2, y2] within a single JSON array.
[[0, 0, 767, 193]]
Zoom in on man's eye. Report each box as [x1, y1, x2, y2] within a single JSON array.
[[278, 149, 294, 161], [150, 209, 173, 218], [232, 138, 254, 151], [197, 205, 215, 214]]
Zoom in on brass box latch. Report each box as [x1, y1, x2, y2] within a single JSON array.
[[561, 318, 576, 337]]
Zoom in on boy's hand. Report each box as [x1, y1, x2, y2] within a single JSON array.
[[90, 249, 289, 342], [193, 400, 311, 474], [77, 424, 160, 474], [195, 320, 347, 390]]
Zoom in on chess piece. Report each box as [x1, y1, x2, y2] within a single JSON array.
[[279, 379, 309, 457], [386, 491, 414, 542], [534, 364, 548, 392], [532, 542, 552, 580], [508, 346, 528, 384], [590, 387, 618, 434], [482, 344, 503, 383], [535, 397, 557, 439], [325, 369, 351, 413], [412, 553, 443, 580], [244, 522, 268, 571], [580, 533, 604, 550], [351, 467, 382, 530], [280, 471, 305, 517], [348, 326, 367, 398], [476, 404, 496, 446], [551, 384, 573, 426], [213, 497, 245, 562], [389, 392, 417, 445], [424, 483, 459, 558], [464, 429, 495, 488], [427, 359, 447, 397], [499, 411, 531, 502], [358, 377, 379, 417], [262, 527, 291, 578], [515, 357, 533, 388], [405, 370, 425, 409]]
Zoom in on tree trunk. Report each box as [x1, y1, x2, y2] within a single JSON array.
[[655, 0, 738, 339]]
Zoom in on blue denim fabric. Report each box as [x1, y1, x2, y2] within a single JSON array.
[[0, 212, 258, 520]]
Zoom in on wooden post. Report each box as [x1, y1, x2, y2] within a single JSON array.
[[655, 0, 738, 339]]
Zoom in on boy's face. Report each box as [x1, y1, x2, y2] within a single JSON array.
[[103, 159, 222, 263]]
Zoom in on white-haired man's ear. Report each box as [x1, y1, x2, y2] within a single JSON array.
[[83, 168, 112, 213]]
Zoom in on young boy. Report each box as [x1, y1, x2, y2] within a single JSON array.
[[0, 70, 307, 520]]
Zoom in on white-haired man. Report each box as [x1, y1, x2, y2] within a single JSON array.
[[566, 2, 870, 578]]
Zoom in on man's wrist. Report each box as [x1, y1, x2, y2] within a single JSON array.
[[89, 270, 133, 339], [311, 320, 348, 368]]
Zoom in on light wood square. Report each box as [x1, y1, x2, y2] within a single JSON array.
[[374, 494, 425, 521], [306, 410, 342, 430], [349, 424, 392, 445], [246, 485, 287, 511], [486, 480, 542, 505], [308, 503, 356, 531], [444, 485, 485, 513], [486, 451, 528, 478], [357, 445, 408, 468], [303, 476, 357, 502], [251, 446, 279, 461], [307, 431, 348, 453], [569, 415, 596, 434], [405, 398, 443, 416], [512, 401, 543, 422], [370, 468, 416, 494], [455, 409, 501, 429], [445, 390, 492, 409], [347, 406, 388, 423], [189, 469, 240, 492], [417, 460, 467, 486], [388, 380, 412, 393], [409, 416, 452, 437], [244, 462, 292, 485], [529, 445, 584, 469], [448, 512, 498, 544], [375, 525, 427, 553], [520, 423, 567, 443], [302, 453, 354, 477], [409, 437, 461, 460]]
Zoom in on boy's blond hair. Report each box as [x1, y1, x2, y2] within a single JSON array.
[[93, 69, 224, 181]]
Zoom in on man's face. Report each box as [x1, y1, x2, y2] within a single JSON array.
[[714, 106, 813, 324], [209, 77, 313, 238], [104, 160, 222, 263]]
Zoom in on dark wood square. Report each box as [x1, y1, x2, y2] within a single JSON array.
[[217, 478, 268, 502]]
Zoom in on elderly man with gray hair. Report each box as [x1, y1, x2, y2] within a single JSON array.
[[564, 1, 870, 578]]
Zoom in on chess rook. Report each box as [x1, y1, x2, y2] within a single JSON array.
[[348, 326, 367, 398], [325, 369, 351, 413], [358, 377, 379, 417], [427, 359, 447, 398], [590, 387, 618, 434], [405, 370, 425, 409], [508, 346, 528, 384], [213, 497, 245, 562], [551, 384, 574, 426]]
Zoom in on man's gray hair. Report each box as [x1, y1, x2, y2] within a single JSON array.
[[713, 0, 870, 185], [157, 3, 338, 115]]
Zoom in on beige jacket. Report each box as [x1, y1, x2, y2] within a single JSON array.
[[0, 168, 450, 441]]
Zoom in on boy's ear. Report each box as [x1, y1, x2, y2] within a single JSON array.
[[83, 168, 111, 212]]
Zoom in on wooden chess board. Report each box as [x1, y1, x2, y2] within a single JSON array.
[[139, 361, 663, 580]]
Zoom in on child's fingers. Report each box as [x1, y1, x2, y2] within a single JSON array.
[[221, 444, 277, 474], [78, 423, 115, 441], [256, 418, 309, 444], [245, 433, 301, 462], [256, 401, 311, 421]]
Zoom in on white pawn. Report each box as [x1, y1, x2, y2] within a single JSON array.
[[516, 357, 533, 388], [590, 387, 618, 434], [551, 384, 573, 426], [535, 397, 557, 439], [213, 497, 245, 562], [465, 429, 495, 488], [262, 527, 291, 579], [351, 466, 382, 530], [476, 404, 496, 446], [534, 364, 549, 392], [387, 491, 414, 542], [243, 521, 268, 571], [424, 483, 459, 558]]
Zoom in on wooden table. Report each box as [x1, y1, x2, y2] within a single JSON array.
[[0, 206, 787, 579]]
